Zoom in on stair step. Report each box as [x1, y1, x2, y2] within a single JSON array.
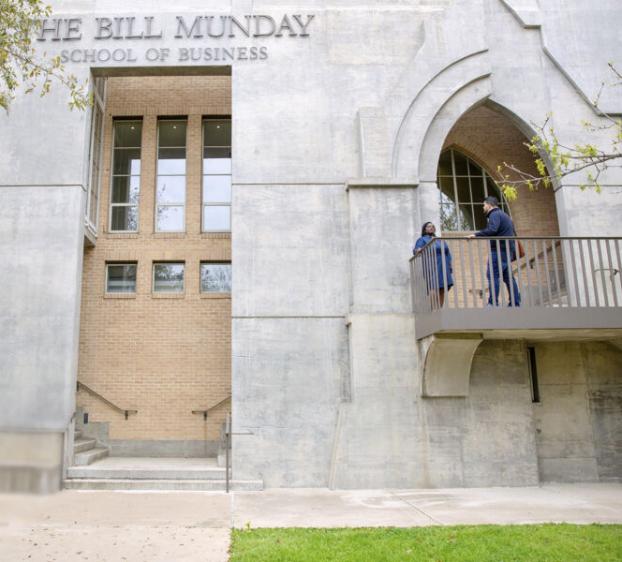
[[74, 447, 109, 466], [74, 430, 82, 439], [66, 466, 227, 480], [74, 438, 97, 454], [63, 478, 263, 491]]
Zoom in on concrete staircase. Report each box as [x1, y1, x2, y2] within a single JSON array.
[[73, 429, 109, 466], [63, 456, 263, 491]]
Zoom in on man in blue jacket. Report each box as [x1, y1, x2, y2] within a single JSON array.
[[470, 196, 521, 306]]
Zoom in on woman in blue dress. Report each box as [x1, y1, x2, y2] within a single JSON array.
[[413, 222, 453, 307]]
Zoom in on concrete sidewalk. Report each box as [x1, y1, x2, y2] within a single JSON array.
[[1, 484, 621, 561]]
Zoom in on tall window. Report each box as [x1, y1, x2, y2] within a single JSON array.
[[86, 78, 105, 231], [437, 149, 510, 231], [110, 119, 142, 232], [156, 119, 187, 232], [202, 118, 231, 232]]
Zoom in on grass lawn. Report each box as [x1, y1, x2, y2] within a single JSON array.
[[230, 524, 622, 561]]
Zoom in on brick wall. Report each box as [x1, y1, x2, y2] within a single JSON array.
[[443, 104, 560, 238], [77, 76, 231, 442]]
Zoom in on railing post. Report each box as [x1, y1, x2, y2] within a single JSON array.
[[551, 240, 563, 307], [457, 238, 467, 308], [586, 239, 600, 306], [440, 239, 448, 308], [596, 239, 610, 307], [477, 239, 488, 308], [541, 239, 553, 306], [618, 240, 622, 302], [225, 412, 231, 493], [605, 239, 619, 307]]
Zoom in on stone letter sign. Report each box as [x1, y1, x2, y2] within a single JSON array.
[[36, 14, 316, 64]]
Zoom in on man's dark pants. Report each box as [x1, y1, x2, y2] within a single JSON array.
[[486, 251, 521, 306]]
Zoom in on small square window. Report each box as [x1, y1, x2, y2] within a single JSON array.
[[200, 263, 231, 293], [153, 263, 184, 293], [106, 264, 137, 293]]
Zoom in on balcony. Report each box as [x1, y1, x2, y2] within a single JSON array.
[[409, 237, 622, 396]]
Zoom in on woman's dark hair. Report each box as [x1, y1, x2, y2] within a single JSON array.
[[421, 222, 435, 237]]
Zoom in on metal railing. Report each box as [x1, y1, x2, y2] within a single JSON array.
[[225, 412, 231, 493], [77, 381, 138, 420], [411, 236, 622, 313], [221, 413, 255, 493], [192, 395, 231, 420]]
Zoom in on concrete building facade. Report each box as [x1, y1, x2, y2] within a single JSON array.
[[0, 0, 621, 492]]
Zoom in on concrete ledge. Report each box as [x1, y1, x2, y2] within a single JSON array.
[[415, 308, 622, 341], [345, 178, 418, 189]]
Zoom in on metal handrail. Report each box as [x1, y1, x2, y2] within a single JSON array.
[[76, 381, 138, 420], [222, 414, 254, 493], [192, 395, 231, 420], [411, 236, 622, 312], [416, 235, 622, 242], [225, 413, 231, 493]]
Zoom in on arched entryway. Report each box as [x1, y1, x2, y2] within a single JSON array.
[[436, 102, 560, 238]]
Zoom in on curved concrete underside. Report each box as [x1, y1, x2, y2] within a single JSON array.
[[419, 334, 484, 397]]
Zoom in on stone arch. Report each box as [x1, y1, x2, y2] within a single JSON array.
[[391, 50, 492, 180], [391, 75, 562, 236]]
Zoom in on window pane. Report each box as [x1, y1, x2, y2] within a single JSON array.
[[203, 120, 231, 147], [157, 176, 186, 204], [486, 176, 502, 199], [474, 207, 488, 230], [437, 150, 511, 231], [158, 121, 187, 147], [89, 190, 98, 227], [200, 263, 232, 293], [438, 176, 455, 202], [158, 148, 186, 174], [113, 149, 141, 175], [112, 176, 140, 204], [203, 148, 232, 174], [88, 105, 103, 227], [107, 264, 136, 293], [114, 121, 142, 148], [459, 204, 475, 230], [153, 263, 184, 292], [438, 150, 452, 176], [470, 175, 486, 205], [452, 151, 469, 175], [156, 205, 184, 231], [455, 177, 470, 205], [468, 158, 483, 176], [111, 206, 138, 231], [203, 175, 231, 203], [203, 206, 231, 231], [441, 202, 459, 231]]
